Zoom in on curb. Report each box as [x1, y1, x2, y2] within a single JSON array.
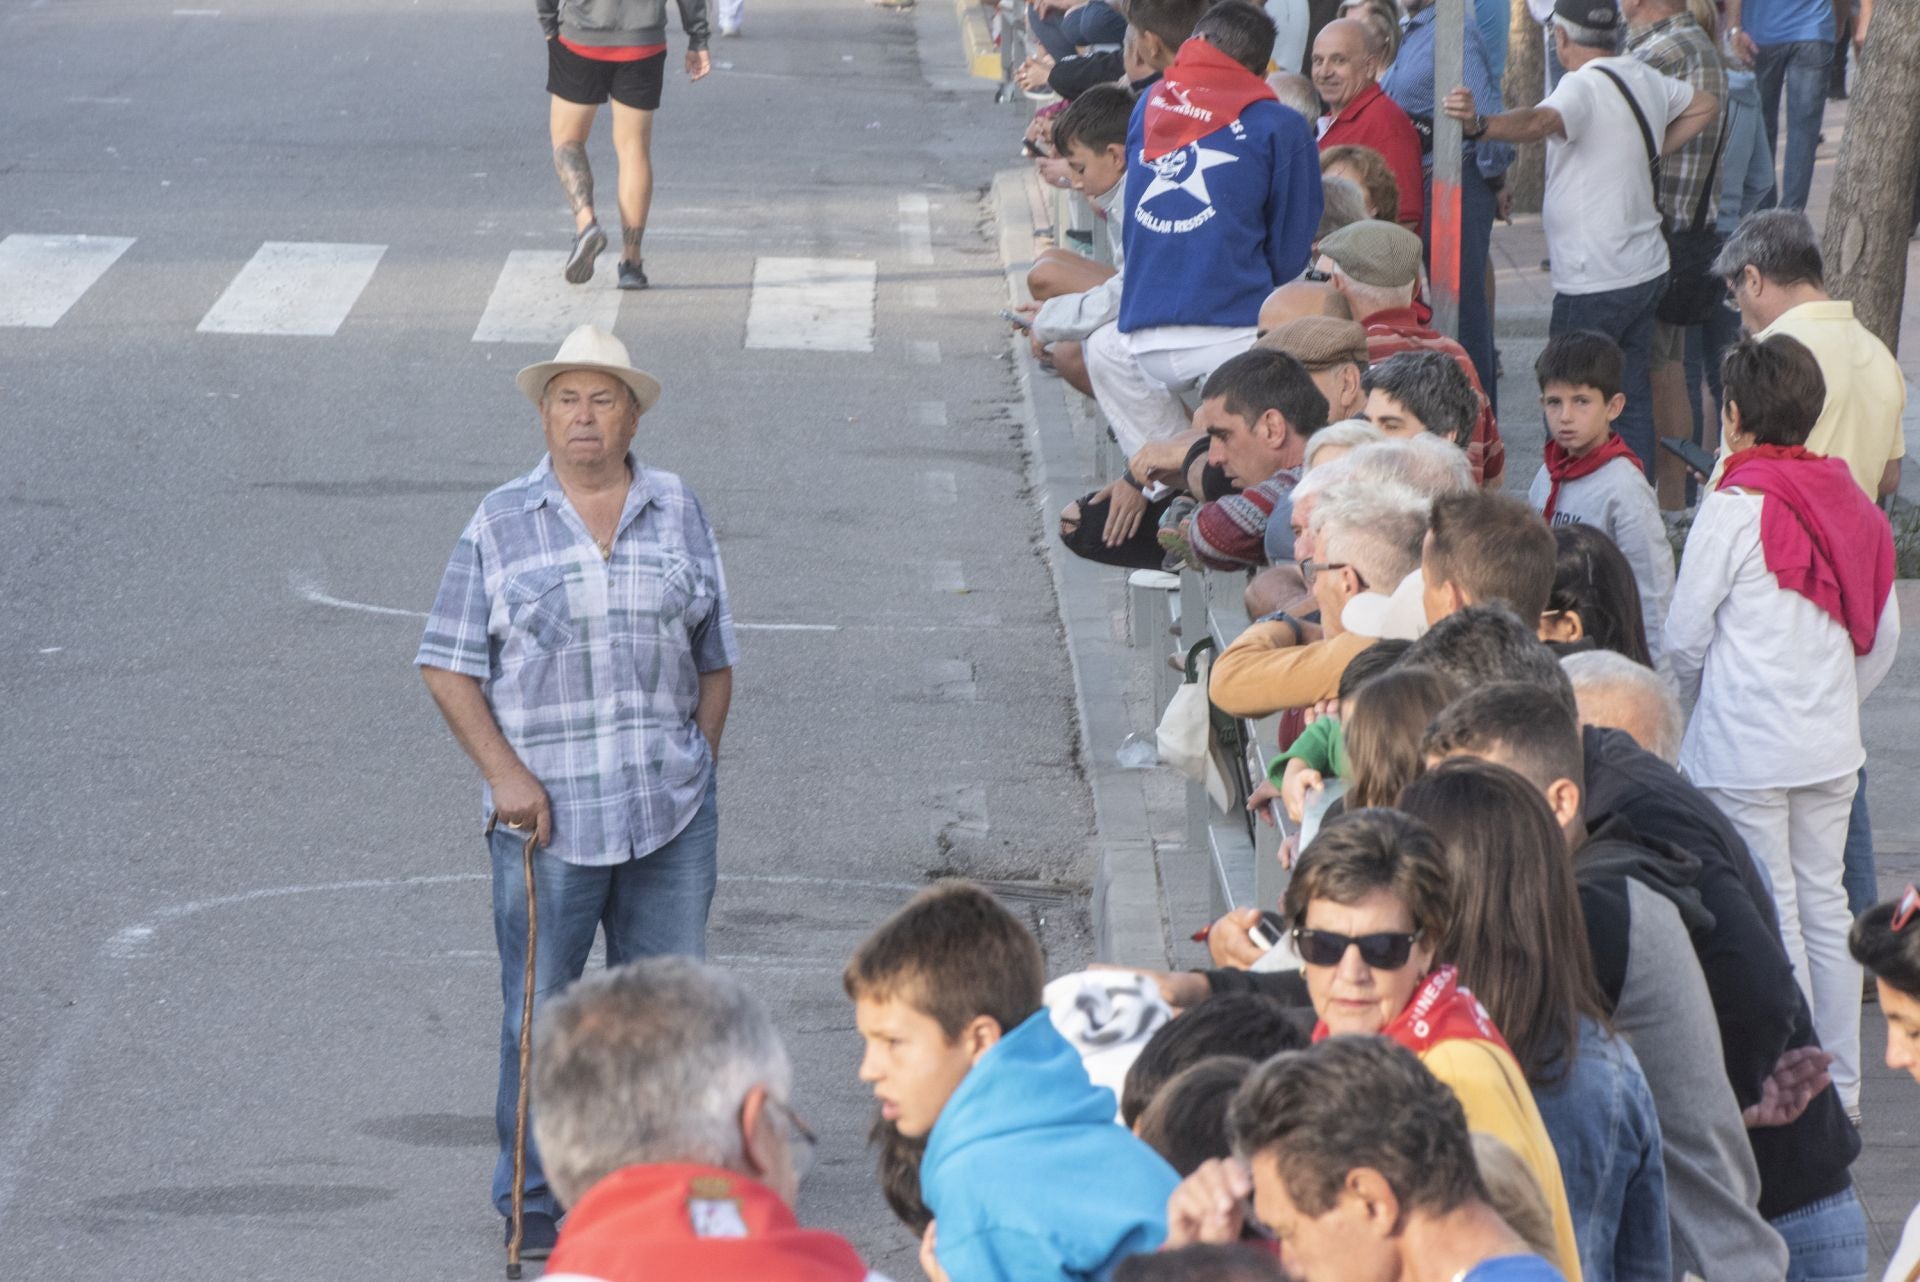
[[989, 168, 1173, 969]]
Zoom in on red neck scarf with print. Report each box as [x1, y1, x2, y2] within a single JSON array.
[[1141, 39, 1277, 161], [1720, 443, 1894, 655], [1310, 965, 1512, 1055], [1542, 432, 1641, 521]]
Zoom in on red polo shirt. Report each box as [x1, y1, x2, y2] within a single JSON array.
[[1318, 82, 1425, 234], [1363, 306, 1505, 488]]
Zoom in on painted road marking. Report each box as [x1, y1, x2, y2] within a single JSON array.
[[197, 242, 386, 336], [897, 193, 934, 266], [473, 250, 620, 344], [0, 234, 135, 327], [744, 257, 876, 352]]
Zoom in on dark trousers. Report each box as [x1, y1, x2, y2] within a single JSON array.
[[1552, 276, 1666, 477]]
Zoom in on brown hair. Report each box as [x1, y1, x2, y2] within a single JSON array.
[[1425, 491, 1557, 622], [1396, 759, 1610, 1088], [1282, 808, 1453, 950], [1121, 0, 1214, 53], [1136, 1055, 1256, 1176], [843, 881, 1044, 1039], [1319, 144, 1400, 225], [1722, 333, 1826, 448], [1343, 666, 1461, 809]]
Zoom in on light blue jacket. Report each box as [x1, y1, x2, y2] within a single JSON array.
[[921, 1011, 1179, 1282]]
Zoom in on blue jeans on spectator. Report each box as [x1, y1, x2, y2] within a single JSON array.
[[1553, 276, 1666, 476], [1771, 1187, 1869, 1282], [1842, 765, 1876, 917], [487, 778, 720, 1218], [1027, 0, 1125, 61], [1717, 70, 1778, 233], [1754, 40, 1833, 211]]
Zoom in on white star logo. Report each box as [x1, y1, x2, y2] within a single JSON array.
[[1138, 143, 1238, 210]]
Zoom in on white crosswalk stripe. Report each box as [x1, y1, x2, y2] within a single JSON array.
[[744, 257, 877, 353], [472, 250, 621, 344], [0, 234, 136, 328], [197, 241, 386, 336]]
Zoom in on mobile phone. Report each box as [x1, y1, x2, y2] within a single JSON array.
[[1246, 910, 1288, 953], [1021, 138, 1046, 158], [1659, 436, 1718, 479], [999, 307, 1034, 330]]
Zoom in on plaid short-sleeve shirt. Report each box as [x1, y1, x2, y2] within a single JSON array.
[[1627, 15, 1728, 232], [416, 454, 739, 867]]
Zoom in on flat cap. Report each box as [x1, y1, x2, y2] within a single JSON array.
[[1256, 316, 1370, 369], [1316, 218, 1424, 289], [1553, 0, 1621, 29]]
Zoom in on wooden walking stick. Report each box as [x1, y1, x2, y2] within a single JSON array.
[[507, 829, 539, 1280]]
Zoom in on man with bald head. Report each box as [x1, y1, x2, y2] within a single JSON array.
[[1312, 18, 1423, 231], [1255, 277, 1351, 336]]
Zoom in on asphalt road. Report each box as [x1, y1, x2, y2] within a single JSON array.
[[0, 2, 1091, 1275]]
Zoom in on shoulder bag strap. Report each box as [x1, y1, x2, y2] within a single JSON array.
[[1688, 109, 1732, 232]]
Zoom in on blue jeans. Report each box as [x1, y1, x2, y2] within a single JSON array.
[[1754, 40, 1833, 211], [1771, 1187, 1868, 1282], [488, 779, 720, 1218], [1842, 765, 1875, 917], [1552, 276, 1666, 477], [1026, 0, 1125, 60], [1717, 70, 1778, 233]]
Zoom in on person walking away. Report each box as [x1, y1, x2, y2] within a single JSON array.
[[539, 0, 712, 290], [416, 323, 738, 1254]]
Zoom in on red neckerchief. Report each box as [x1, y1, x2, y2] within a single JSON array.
[[1309, 965, 1512, 1055], [1542, 432, 1641, 521], [1720, 444, 1894, 655], [1141, 38, 1276, 161]]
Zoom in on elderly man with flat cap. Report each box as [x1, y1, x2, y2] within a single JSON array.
[[416, 322, 737, 1255]]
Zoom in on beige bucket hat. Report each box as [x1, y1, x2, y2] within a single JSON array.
[[515, 324, 663, 413]]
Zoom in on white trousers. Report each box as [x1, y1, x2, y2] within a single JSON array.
[[716, 0, 744, 32], [1084, 321, 1256, 458], [1699, 773, 1862, 1108]]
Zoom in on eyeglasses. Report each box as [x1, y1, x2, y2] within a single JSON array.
[[1894, 884, 1920, 933], [1300, 559, 1368, 590], [1292, 927, 1419, 969], [766, 1095, 818, 1182]]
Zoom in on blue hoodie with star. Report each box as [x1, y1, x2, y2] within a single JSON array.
[[1117, 97, 1322, 334], [920, 1010, 1179, 1282]]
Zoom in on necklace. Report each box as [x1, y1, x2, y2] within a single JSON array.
[[595, 536, 614, 561]]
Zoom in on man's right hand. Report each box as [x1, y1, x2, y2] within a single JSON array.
[[1098, 478, 1149, 547], [1165, 1157, 1254, 1247], [1206, 906, 1270, 969], [491, 766, 553, 847]]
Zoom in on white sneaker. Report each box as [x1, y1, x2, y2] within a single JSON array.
[[720, 23, 741, 35]]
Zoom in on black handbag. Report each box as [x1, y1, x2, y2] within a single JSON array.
[[1595, 64, 1730, 327]]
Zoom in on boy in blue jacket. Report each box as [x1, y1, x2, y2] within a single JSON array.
[[1085, 0, 1324, 460], [845, 882, 1179, 1282]]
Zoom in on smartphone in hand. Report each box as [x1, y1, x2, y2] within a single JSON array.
[[1659, 436, 1718, 479], [999, 307, 1034, 331]]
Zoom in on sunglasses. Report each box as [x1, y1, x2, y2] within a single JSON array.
[[1292, 927, 1419, 969]]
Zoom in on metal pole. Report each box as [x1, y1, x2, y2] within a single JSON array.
[[1430, 0, 1467, 341]]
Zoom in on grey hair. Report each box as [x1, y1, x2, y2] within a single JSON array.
[[1312, 480, 1431, 588], [1711, 208, 1826, 289], [1291, 453, 1355, 505], [1268, 70, 1321, 122], [1326, 266, 1416, 317], [1363, 351, 1481, 448], [1303, 418, 1385, 471], [1319, 175, 1370, 242], [532, 957, 792, 1207], [1342, 434, 1475, 498], [1552, 13, 1622, 51], [1561, 649, 1685, 765]]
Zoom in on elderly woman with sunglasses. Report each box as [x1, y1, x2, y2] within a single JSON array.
[[1850, 885, 1920, 1282], [1276, 808, 1584, 1279]]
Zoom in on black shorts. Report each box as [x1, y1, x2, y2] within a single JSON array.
[[546, 38, 666, 111]]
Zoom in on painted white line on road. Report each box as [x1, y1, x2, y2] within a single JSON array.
[[172, 7, 221, 13], [744, 256, 876, 352], [924, 470, 957, 504], [914, 400, 948, 427], [66, 96, 131, 105], [908, 340, 941, 365], [736, 622, 841, 632], [907, 283, 938, 309], [897, 193, 934, 266], [294, 581, 428, 619], [930, 659, 977, 702], [0, 234, 135, 327], [197, 241, 385, 336], [473, 250, 620, 344], [931, 560, 967, 593]]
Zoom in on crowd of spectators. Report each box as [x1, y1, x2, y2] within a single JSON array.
[[498, 0, 1919, 1279]]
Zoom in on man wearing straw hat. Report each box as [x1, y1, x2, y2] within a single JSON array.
[[417, 323, 738, 1257]]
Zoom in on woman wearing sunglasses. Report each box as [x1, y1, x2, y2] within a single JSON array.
[[1849, 886, 1920, 1282], [1280, 808, 1582, 1279]]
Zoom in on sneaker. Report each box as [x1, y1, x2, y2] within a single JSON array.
[[505, 1211, 560, 1260], [617, 259, 649, 291], [720, 23, 741, 35], [565, 224, 606, 285]]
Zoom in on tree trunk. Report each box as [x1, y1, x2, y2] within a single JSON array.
[[1820, 0, 1920, 353], [1504, 5, 1547, 213]]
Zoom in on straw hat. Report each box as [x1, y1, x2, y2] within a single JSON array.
[[515, 324, 663, 412]]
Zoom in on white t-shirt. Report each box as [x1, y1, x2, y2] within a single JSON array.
[[1541, 56, 1695, 295]]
